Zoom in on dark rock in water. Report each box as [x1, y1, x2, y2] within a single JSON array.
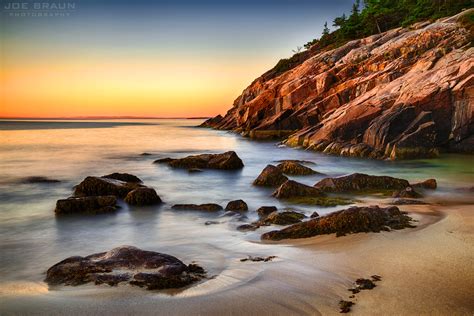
[[225, 199, 248, 211], [310, 211, 320, 218], [257, 206, 278, 218], [22, 176, 61, 184], [237, 224, 259, 231], [140, 153, 153, 156], [273, 180, 325, 199], [275, 159, 316, 165], [154, 157, 175, 164], [74, 176, 140, 198], [412, 179, 437, 190], [45, 246, 205, 290], [392, 186, 422, 198], [240, 255, 276, 262], [205, 221, 220, 226], [261, 205, 414, 241], [276, 161, 318, 175], [154, 151, 244, 170], [188, 168, 203, 173], [314, 173, 409, 194], [124, 187, 162, 206], [391, 198, 428, 205], [102, 173, 142, 183], [200, 115, 223, 128], [258, 211, 305, 226], [253, 165, 288, 187], [339, 300, 354, 313], [172, 204, 223, 211], [55, 196, 117, 215]]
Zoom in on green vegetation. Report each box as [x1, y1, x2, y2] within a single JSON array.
[[265, 0, 473, 80]]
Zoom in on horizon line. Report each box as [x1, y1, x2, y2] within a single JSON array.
[[0, 116, 212, 120]]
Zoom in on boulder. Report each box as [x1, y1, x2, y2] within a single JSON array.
[[261, 205, 414, 241], [253, 165, 288, 187], [310, 211, 320, 218], [74, 176, 140, 198], [154, 151, 244, 170], [171, 204, 223, 211], [124, 187, 162, 206], [258, 211, 305, 225], [225, 200, 248, 211], [412, 179, 437, 190], [44, 246, 205, 290], [55, 196, 117, 215], [273, 180, 325, 199], [102, 173, 142, 183], [256, 206, 278, 218], [314, 173, 409, 194], [276, 161, 318, 175]]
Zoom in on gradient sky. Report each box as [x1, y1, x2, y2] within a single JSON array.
[[1, 0, 354, 118]]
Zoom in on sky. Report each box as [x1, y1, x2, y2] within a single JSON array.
[[1, 0, 355, 118]]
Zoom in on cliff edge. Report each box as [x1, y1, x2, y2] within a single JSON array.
[[202, 10, 474, 159]]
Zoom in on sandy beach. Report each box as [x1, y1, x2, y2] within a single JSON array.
[[2, 200, 473, 315]]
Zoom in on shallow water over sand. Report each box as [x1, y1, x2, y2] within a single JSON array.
[[0, 119, 473, 314]]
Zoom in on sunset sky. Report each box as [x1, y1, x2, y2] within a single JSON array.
[[1, 0, 354, 118]]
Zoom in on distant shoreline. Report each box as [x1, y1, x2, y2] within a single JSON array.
[[0, 116, 211, 120]]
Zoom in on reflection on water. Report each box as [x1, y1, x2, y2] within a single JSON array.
[[0, 118, 473, 294]]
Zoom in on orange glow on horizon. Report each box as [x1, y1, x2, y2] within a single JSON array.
[[1, 58, 268, 118]]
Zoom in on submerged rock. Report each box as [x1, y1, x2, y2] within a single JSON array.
[[240, 256, 276, 262], [256, 206, 278, 218], [390, 198, 428, 205], [237, 224, 259, 232], [225, 199, 248, 211], [124, 187, 162, 206], [45, 246, 205, 290], [258, 211, 305, 226], [188, 168, 203, 173], [102, 173, 142, 183], [22, 176, 61, 184], [276, 161, 318, 175], [171, 204, 223, 211], [392, 186, 422, 199], [273, 180, 325, 199], [314, 173, 409, 194], [154, 151, 244, 170], [261, 205, 414, 241], [275, 159, 316, 165], [253, 165, 288, 187], [412, 179, 437, 190], [55, 196, 117, 215]]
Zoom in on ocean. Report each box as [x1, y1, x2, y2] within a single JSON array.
[[0, 118, 473, 314]]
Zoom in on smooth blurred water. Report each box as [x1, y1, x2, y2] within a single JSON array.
[[0, 118, 473, 287]]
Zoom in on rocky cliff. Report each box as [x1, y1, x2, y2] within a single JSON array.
[[202, 10, 474, 159]]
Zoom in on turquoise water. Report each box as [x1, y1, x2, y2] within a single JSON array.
[[0, 119, 472, 295]]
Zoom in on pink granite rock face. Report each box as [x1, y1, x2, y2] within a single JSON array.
[[202, 10, 474, 159]]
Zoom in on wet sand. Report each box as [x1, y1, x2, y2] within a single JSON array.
[[1, 202, 473, 315]]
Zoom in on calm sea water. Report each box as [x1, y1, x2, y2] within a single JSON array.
[[0, 119, 473, 294]]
